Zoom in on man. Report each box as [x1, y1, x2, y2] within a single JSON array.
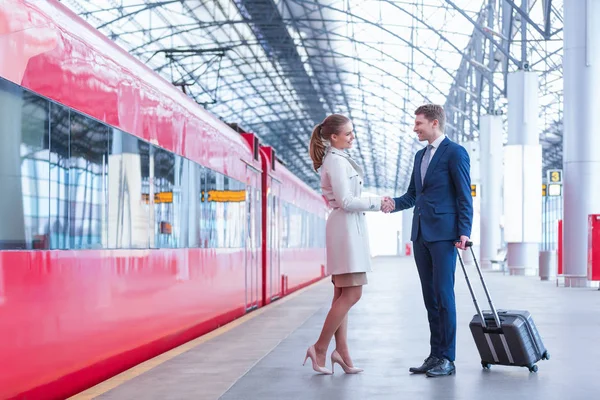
[[387, 104, 473, 377]]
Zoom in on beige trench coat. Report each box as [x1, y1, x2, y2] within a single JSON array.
[[320, 147, 382, 275]]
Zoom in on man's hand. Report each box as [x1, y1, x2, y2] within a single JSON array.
[[381, 197, 395, 213], [455, 235, 470, 250]]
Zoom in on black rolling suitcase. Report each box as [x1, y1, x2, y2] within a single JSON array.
[[457, 242, 550, 372]]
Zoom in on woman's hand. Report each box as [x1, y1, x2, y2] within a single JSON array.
[[381, 197, 395, 213]]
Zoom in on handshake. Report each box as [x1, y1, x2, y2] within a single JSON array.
[[380, 196, 395, 213]]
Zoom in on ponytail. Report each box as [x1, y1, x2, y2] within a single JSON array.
[[309, 124, 326, 171], [308, 114, 350, 171]]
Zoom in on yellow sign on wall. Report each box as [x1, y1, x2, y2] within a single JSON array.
[[141, 192, 173, 204], [471, 184, 477, 197], [204, 190, 246, 202]]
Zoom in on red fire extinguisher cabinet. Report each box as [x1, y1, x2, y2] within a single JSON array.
[[587, 214, 600, 281]]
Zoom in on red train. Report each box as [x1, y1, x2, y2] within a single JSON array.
[[0, 1, 327, 399]]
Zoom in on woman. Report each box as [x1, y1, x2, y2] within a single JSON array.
[[304, 114, 394, 375]]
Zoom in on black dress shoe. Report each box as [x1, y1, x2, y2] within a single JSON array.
[[409, 355, 440, 374], [426, 358, 455, 377]]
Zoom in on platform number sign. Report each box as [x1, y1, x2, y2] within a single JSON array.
[[547, 169, 562, 183], [544, 169, 563, 197]]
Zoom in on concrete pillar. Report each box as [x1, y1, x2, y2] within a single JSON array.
[[461, 140, 480, 265], [504, 71, 542, 276], [562, 0, 600, 287], [402, 208, 412, 256], [480, 115, 504, 270]]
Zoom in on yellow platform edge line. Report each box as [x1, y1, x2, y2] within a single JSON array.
[[68, 278, 327, 400]]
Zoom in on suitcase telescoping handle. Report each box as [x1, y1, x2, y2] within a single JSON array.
[[457, 241, 502, 330]]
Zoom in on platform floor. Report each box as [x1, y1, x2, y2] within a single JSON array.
[[72, 256, 600, 400]]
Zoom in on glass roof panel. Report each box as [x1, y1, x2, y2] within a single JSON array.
[[63, 0, 564, 192]]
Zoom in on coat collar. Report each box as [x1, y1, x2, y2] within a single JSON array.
[[327, 147, 364, 177], [328, 147, 350, 159]]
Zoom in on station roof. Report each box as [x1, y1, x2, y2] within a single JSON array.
[[64, 0, 563, 192]]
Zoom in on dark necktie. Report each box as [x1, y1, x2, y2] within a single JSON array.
[[420, 145, 433, 185]]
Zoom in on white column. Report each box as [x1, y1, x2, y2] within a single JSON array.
[[461, 140, 480, 264], [402, 208, 412, 256], [562, 0, 600, 287], [504, 71, 542, 276], [479, 115, 504, 270]]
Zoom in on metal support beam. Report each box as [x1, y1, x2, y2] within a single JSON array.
[[504, 0, 549, 39], [236, 0, 327, 125], [445, 0, 522, 67]]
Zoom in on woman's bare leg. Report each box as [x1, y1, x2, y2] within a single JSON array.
[[331, 287, 354, 367], [313, 285, 362, 367]]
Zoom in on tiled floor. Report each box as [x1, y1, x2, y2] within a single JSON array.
[[84, 256, 600, 400]]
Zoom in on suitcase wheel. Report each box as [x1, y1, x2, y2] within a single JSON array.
[[481, 362, 491, 370], [528, 364, 538, 373], [541, 351, 550, 360]]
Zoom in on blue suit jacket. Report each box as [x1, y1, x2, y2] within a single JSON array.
[[393, 137, 473, 242]]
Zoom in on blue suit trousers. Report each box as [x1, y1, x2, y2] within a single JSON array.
[[413, 234, 458, 362]]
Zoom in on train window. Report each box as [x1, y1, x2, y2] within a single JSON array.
[[49, 102, 70, 249], [107, 130, 151, 249], [153, 146, 177, 248], [255, 185, 262, 249], [232, 178, 245, 248], [214, 172, 225, 247], [197, 165, 207, 248], [179, 159, 194, 248], [253, 136, 259, 161], [173, 155, 187, 248], [69, 112, 109, 249], [0, 80, 51, 250], [199, 168, 209, 248], [220, 177, 243, 248]]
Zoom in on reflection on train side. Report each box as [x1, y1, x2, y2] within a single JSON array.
[[0, 77, 247, 251]]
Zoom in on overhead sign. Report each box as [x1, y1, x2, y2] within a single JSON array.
[[547, 169, 562, 183]]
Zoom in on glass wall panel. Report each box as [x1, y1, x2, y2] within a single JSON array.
[[0, 78, 51, 249], [107, 130, 151, 249], [69, 112, 109, 249]]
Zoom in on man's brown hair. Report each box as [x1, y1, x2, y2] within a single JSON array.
[[415, 104, 446, 133]]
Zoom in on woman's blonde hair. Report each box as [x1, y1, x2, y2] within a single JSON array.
[[309, 114, 351, 171]]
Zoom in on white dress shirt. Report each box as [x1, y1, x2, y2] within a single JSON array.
[[428, 134, 447, 158]]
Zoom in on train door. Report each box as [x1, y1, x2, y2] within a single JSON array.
[[269, 181, 282, 300], [245, 166, 261, 311]]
